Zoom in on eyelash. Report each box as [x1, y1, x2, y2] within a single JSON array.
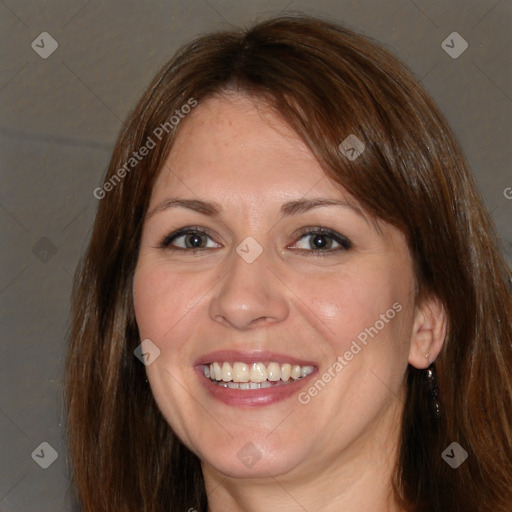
[[296, 227, 352, 254], [158, 226, 352, 256]]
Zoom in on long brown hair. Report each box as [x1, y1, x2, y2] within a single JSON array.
[[65, 15, 512, 511]]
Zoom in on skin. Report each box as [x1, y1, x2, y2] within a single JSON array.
[[133, 94, 446, 512]]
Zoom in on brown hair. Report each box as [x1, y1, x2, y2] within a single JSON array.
[[65, 14, 512, 511]]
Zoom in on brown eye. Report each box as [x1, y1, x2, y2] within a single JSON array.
[[292, 228, 352, 253], [183, 233, 207, 248], [309, 234, 334, 250], [160, 228, 220, 250]]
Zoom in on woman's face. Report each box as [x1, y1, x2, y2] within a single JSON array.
[[133, 95, 419, 481]]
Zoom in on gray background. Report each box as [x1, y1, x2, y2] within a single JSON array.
[[0, 0, 510, 510]]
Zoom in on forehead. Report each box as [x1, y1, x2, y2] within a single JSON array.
[[150, 94, 350, 205]]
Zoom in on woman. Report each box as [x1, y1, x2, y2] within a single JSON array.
[[65, 15, 512, 512]]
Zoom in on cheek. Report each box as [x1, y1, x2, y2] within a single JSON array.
[[132, 266, 167, 340], [301, 262, 413, 359], [132, 264, 203, 437], [133, 266, 197, 374], [133, 262, 203, 341]]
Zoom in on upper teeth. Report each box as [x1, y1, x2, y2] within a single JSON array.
[[205, 362, 314, 383]]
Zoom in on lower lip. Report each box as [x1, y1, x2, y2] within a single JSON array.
[[195, 367, 316, 407]]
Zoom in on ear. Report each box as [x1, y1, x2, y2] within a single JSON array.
[[408, 297, 447, 369]]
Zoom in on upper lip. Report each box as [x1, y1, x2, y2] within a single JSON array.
[[193, 349, 317, 367]]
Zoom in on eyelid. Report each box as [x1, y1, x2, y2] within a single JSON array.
[[158, 225, 352, 254], [159, 226, 220, 250], [288, 227, 352, 253]]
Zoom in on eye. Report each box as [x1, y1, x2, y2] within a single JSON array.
[[290, 228, 352, 254], [159, 227, 220, 251]]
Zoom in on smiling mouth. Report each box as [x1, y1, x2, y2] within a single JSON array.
[[203, 361, 315, 389]]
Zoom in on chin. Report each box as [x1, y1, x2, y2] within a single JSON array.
[[197, 433, 309, 480]]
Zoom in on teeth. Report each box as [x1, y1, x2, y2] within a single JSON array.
[[221, 362, 232, 382], [204, 361, 315, 386], [291, 365, 301, 379], [301, 366, 314, 378], [281, 363, 291, 381], [219, 380, 279, 390], [267, 362, 281, 381], [232, 362, 249, 382], [249, 362, 267, 382], [213, 362, 222, 381]]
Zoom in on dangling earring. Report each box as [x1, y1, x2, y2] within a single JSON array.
[[425, 360, 442, 420]]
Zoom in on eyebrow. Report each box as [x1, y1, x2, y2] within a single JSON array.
[[280, 198, 362, 217], [147, 196, 365, 219], [148, 198, 221, 218]]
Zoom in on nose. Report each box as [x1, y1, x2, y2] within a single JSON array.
[[208, 247, 289, 330]]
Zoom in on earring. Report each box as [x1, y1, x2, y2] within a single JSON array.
[[425, 362, 442, 420]]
